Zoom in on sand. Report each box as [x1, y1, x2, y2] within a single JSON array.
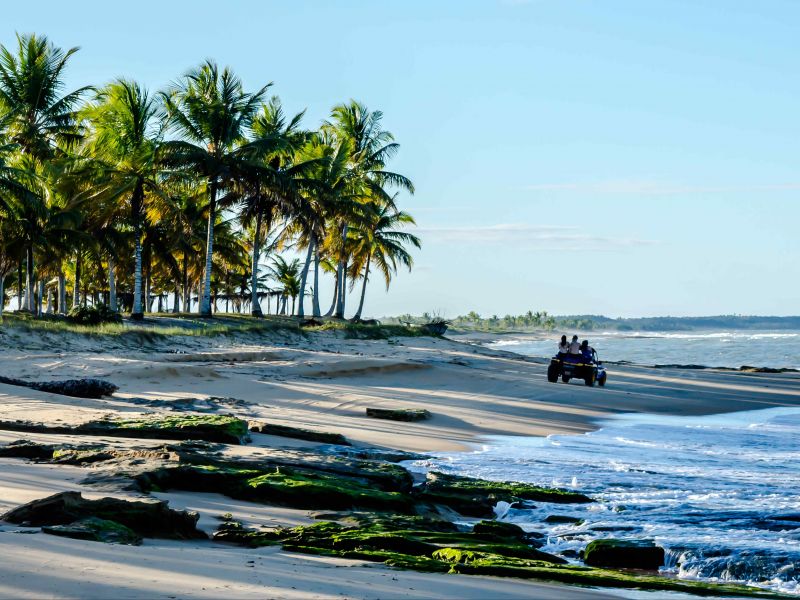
[[1, 326, 798, 599]]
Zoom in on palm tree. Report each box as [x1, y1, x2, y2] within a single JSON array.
[[238, 96, 310, 317], [323, 100, 414, 318], [161, 60, 270, 317], [0, 33, 89, 312], [81, 78, 164, 319], [349, 203, 420, 321]]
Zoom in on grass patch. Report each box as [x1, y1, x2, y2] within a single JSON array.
[[0, 312, 300, 340], [301, 320, 430, 340]]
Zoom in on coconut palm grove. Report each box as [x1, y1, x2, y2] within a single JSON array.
[[0, 33, 420, 322]]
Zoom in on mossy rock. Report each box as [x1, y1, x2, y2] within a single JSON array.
[[1, 491, 205, 540], [137, 464, 416, 513], [249, 422, 350, 446], [414, 471, 592, 517], [0, 440, 56, 459], [241, 469, 414, 512], [365, 408, 432, 422], [543, 515, 584, 525], [42, 517, 142, 545], [583, 539, 665, 570], [471, 520, 526, 540], [0, 414, 250, 444], [94, 414, 250, 444]]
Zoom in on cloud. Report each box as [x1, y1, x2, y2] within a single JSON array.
[[416, 224, 656, 251], [523, 180, 800, 195]]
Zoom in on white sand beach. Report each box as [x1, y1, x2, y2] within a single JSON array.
[[1, 328, 798, 599]]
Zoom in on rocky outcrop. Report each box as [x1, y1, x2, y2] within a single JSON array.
[[583, 539, 665, 570], [2, 491, 206, 540], [0, 376, 118, 398]]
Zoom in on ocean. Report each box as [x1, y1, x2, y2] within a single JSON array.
[[408, 408, 800, 595], [486, 330, 800, 370], [405, 330, 800, 594]]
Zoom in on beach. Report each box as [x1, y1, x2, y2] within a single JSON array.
[[1, 325, 798, 598]]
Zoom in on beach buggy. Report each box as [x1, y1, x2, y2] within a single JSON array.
[[547, 348, 607, 387]]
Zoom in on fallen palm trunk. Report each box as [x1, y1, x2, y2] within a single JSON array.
[[0, 375, 118, 399]]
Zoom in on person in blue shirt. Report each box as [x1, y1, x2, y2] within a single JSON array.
[[580, 340, 595, 363]]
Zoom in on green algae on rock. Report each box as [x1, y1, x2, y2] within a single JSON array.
[[213, 519, 779, 598], [42, 517, 142, 545], [0, 414, 250, 444], [249, 422, 350, 445], [583, 538, 665, 570], [2, 491, 206, 540], [413, 471, 593, 517]]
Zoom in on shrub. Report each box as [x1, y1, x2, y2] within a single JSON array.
[[67, 304, 122, 325]]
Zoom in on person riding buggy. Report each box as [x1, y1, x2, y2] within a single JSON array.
[[548, 337, 607, 387]]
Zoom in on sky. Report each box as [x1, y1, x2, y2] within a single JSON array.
[[2, 1, 799, 318]]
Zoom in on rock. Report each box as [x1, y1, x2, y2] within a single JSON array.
[[42, 517, 142, 545], [583, 539, 665, 570], [414, 472, 593, 518], [0, 414, 250, 445], [0, 440, 56, 459], [365, 408, 432, 422], [249, 422, 349, 446], [543, 515, 584, 525], [0, 376, 118, 399], [1, 491, 206, 540], [472, 520, 526, 540]]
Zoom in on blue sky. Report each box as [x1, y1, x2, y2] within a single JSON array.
[[3, 1, 798, 317]]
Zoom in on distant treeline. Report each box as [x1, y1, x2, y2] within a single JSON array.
[[384, 312, 800, 332]]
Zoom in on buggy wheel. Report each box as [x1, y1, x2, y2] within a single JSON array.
[[585, 371, 596, 386], [562, 374, 571, 383], [598, 374, 606, 387], [547, 363, 559, 383]]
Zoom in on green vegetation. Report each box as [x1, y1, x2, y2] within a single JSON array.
[[300, 319, 427, 339], [214, 519, 779, 598], [42, 516, 142, 545], [2, 491, 205, 540], [0, 414, 250, 444], [137, 464, 415, 512], [0, 33, 419, 323], [583, 538, 665, 570], [390, 312, 800, 334], [416, 471, 593, 517], [249, 422, 350, 445]]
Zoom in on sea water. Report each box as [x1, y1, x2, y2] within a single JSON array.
[[487, 331, 800, 370], [408, 408, 800, 595]]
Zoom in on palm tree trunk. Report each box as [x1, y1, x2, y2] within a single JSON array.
[[36, 280, 44, 316], [172, 285, 180, 313], [334, 223, 348, 318], [182, 252, 189, 314], [24, 244, 34, 313], [72, 253, 82, 309], [0, 275, 5, 317], [132, 225, 144, 319], [58, 270, 66, 314], [46, 287, 53, 314], [17, 259, 22, 311], [250, 212, 263, 317], [312, 246, 321, 317], [324, 268, 339, 317], [297, 237, 314, 318], [108, 255, 117, 311], [199, 181, 218, 317], [352, 255, 371, 321]]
